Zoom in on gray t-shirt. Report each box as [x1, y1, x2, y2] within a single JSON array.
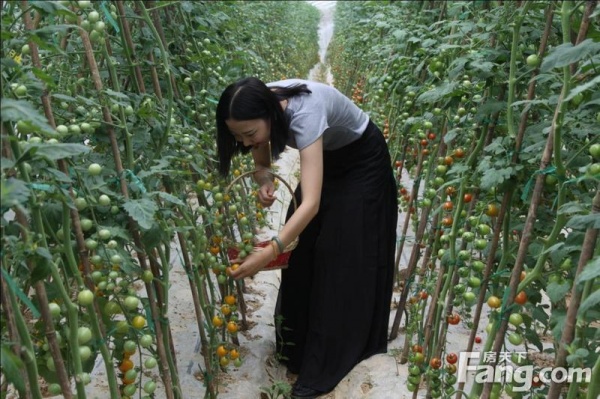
[[267, 79, 369, 151]]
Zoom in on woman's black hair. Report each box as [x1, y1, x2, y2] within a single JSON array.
[[216, 77, 311, 176]]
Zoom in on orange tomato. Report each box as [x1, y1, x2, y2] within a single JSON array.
[[212, 315, 223, 327], [514, 291, 528, 305], [485, 203, 500, 217], [441, 216, 453, 227], [487, 295, 501, 309], [216, 345, 228, 358], [520, 271, 526, 281], [224, 295, 236, 306], [221, 304, 231, 316], [229, 349, 240, 360], [132, 315, 146, 329], [226, 321, 238, 334], [119, 359, 134, 373], [226, 264, 239, 276], [430, 357, 442, 369], [453, 148, 465, 158]]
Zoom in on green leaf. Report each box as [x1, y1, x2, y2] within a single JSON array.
[[104, 89, 131, 101], [531, 304, 549, 325], [155, 191, 186, 206], [540, 39, 600, 73], [578, 289, 600, 318], [1, 157, 15, 170], [123, 198, 158, 230], [523, 327, 544, 352], [43, 167, 72, 184], [546, 280, 571, 303], [558, 201, 588, 215], [566, 214, 600, 229], [30, 0, 73, 15], [565, 75, 600, 101], [416, 82, 459, 104], [1, 99, 55, 136], [566, 348, 590, 365], [0, 346, 25, 394], [30, 261, 52, 284], [1, 178, 31, 208], [550, 309, 567, 342], [479, 167, 514, 190], [23, 143, 90, 161], [577, 256, 600, 285]]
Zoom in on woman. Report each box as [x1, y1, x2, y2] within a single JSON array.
[[216, 77, 397, 398]]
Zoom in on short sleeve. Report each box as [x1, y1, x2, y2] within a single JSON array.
[[288, 110, 328, 150]]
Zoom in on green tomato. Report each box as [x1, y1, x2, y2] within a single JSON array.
[[98, 228, 111, 240], [14, 84, 28, 97], [110, 254, 123, 264], [123, 340, 137, 354], [144, 357, 157, 369], [123, 296, 139, 311], [477, 224, 491, 235], [139, 334, 153, 348], [141, 270, 153, 283], [125, 369, 137, 381], [471, 260, 485, 272], [463, 291, 477, 305], [90, 255, 103, 266], [587, 163, 600, 176], [48, 383, 62, 395], [508, 313, 524, 326], [104, 300, 120, 315], [77, 326, 93, 344], [75, 197, 88, 211], [508, 332, 523, 346], [409, 365, 421, 376], [526, 54, 541, 67], [591, 144, 600, 160], [143, 381, 157, 394], [474, 239, 488, 250], [49, 302, 62, 318], [79, 345, 92, 361], [122, 383, 136, 396], [77, 289, 94, 306], [88, 10, 100, 23], [115, 320, 129, 334], [468, 277, 481, 288], [56, 124, 69, 135], [88, 163, 102, 176], [84, 238, 98, 250], [98, 194, 111, 206], [80, 218, 93, 231]]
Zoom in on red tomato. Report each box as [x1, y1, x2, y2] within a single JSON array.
[[446, 353, 458, 364]]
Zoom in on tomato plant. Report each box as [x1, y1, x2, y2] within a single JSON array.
[[330, 1, 599, 398], [1, 1, 320, 398]]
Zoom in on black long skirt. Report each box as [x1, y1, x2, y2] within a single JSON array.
[[274, 120, 398, 393]]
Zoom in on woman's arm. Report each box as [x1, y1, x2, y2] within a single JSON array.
[[230, 137, 323, 279], [252, 143, 277, 207]]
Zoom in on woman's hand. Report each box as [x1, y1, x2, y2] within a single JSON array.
[[257, 181, 277, 207], [229, 246, 274, 279]]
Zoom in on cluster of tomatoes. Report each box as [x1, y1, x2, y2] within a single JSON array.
[[210, 287, 243, 370], [406, 343, 461, 398]]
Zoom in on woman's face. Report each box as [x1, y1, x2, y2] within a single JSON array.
[[226, 118, 270, 149]]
